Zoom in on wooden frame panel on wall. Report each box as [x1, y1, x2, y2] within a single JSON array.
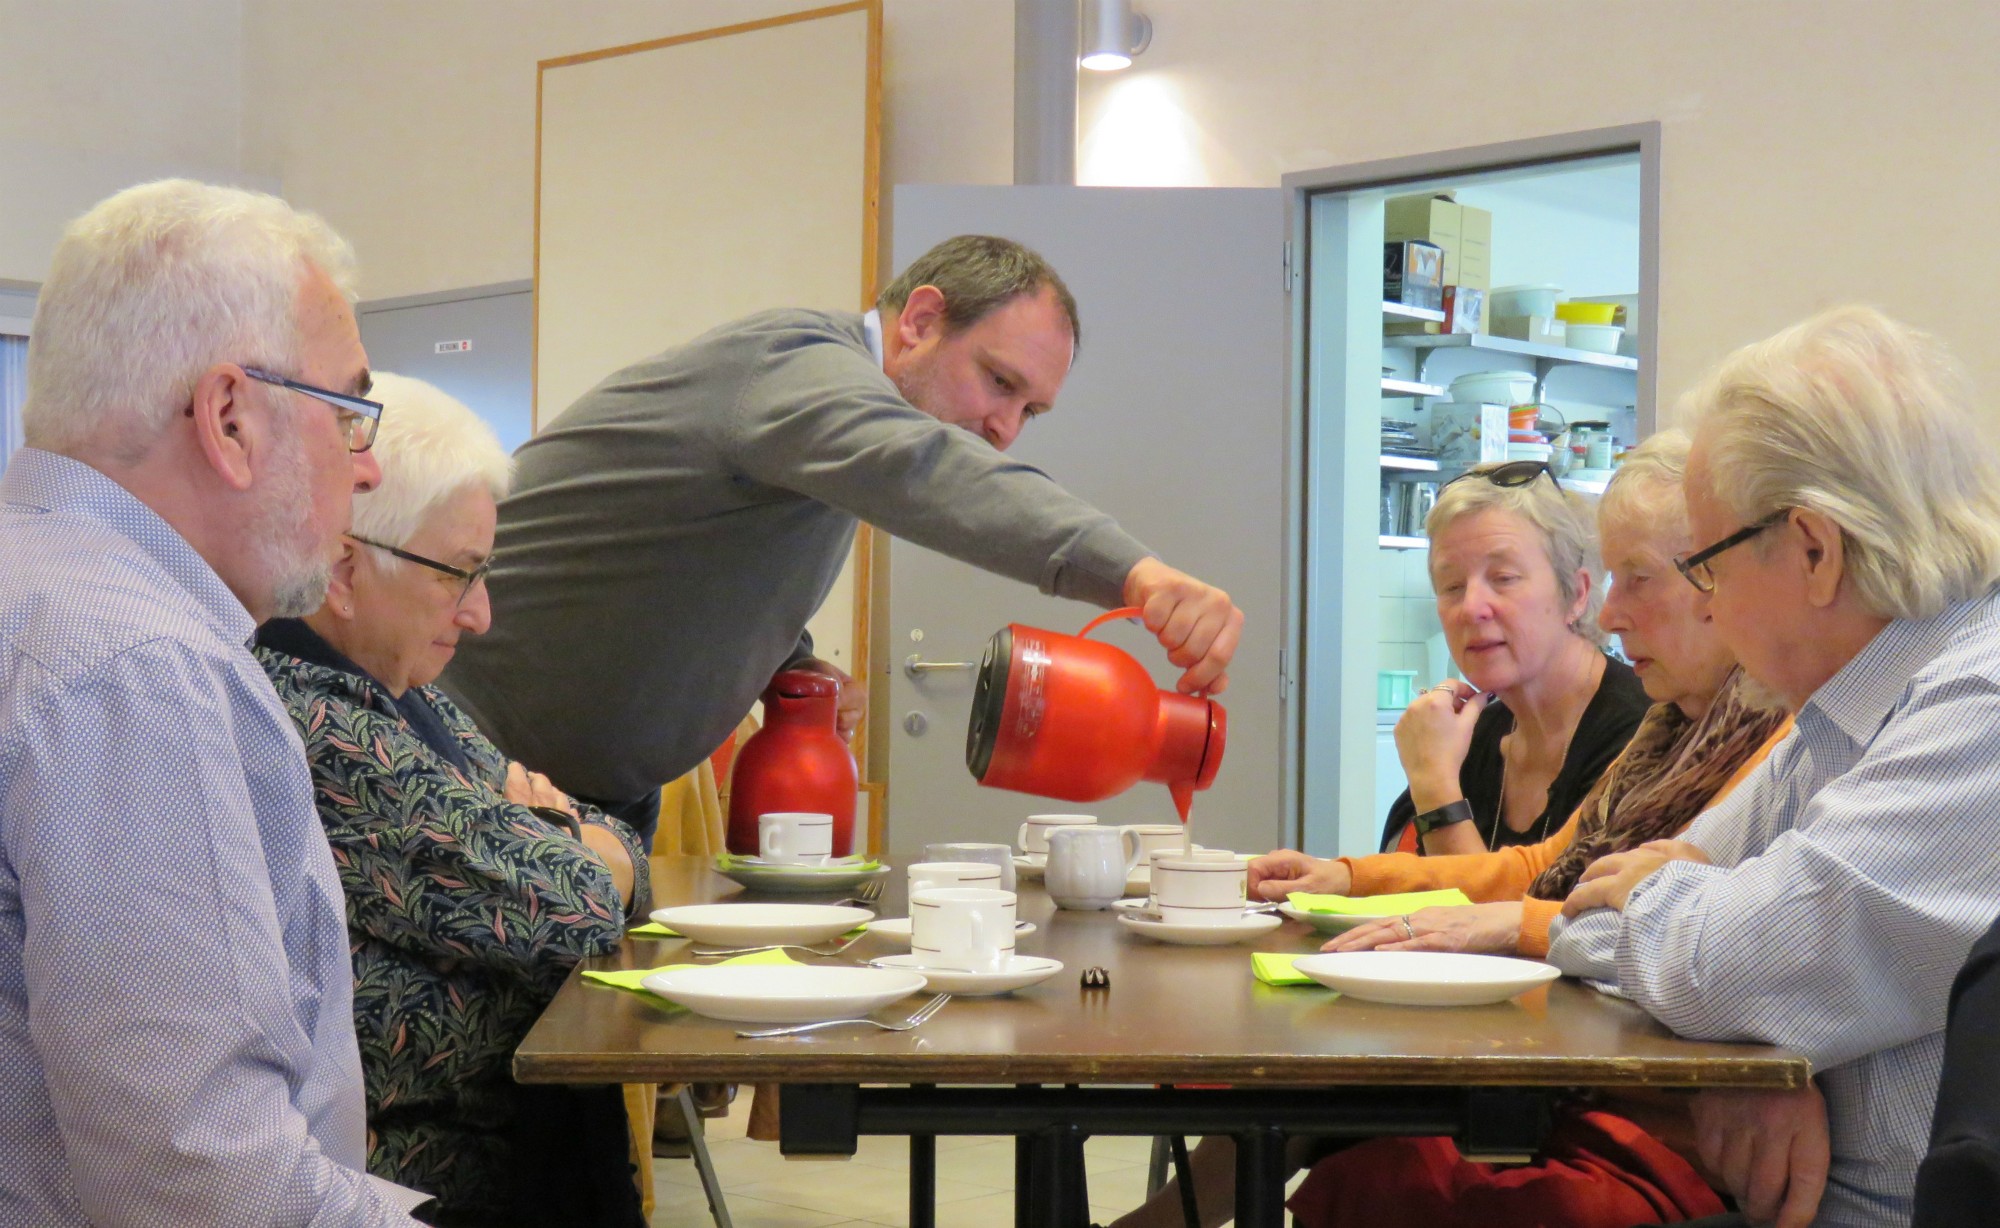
[[534, 1, 882, 772]]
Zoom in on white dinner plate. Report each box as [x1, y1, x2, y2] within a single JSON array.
[[714, 858, 892, 895], [639, 964, 928, 1024], [867, 953, 1064, 996], [726, 854, 873, 869], [866, 917, 1037, 946], [1290, 951, 1561, 1007], [1115, 911, 1282, 946], [1011, 854, 1046, 881], [1277, 903, 1391, 934], [649, 903, 873, 947]]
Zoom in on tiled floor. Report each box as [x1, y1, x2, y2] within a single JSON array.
[[651, 1093, 1244, 1228]]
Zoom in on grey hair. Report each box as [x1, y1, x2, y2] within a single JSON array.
[[1427, 463, 1608, 646], [23, 179, 357, 464], [1682, 305, 2000, 621], [349, 372, 512, 553], [877, 234, 1081, 349], [1597, 429, 1692, 544]]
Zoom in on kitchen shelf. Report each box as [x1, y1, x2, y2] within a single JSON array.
[[1384, 332, 1639, 372], [1378, 534, 1429, 550], [1382, 301, 1446, 323], [1380, 455, 1440, 473], [1380, 377, 1445, 397]]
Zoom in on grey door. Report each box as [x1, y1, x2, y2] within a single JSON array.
[[358, 285, 533, 453], [886, 186, 1286, 854]]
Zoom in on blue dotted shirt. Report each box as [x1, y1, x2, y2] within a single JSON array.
[[0, 449, 413, 1225]]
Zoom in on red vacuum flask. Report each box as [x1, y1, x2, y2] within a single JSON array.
[[964, 607, 1225, 816], [726, 670, 858, 856]]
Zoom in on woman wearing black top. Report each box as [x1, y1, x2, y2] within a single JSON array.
[[1381, 461, 1650, 853]]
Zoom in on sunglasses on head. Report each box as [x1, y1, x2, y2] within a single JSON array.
[[1440, 460, 1562, 494]]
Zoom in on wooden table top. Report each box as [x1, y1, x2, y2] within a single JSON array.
[[513, 854, 1810, 1089]]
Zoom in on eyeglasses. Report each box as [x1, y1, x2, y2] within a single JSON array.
[[242, 366, 383, 452], [350, 535, 492, 605], [1441, 459, 1562, 495], [1673, 510, 1789, 593]]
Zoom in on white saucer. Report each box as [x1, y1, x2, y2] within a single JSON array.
[[1277, 903, 1390, 934], [867, 917, 1037, 946], [1011, 854, 1046, 881], [649, 903, 873, 947], [868, 953, 1064, 996], [639, 964, 928, 1023], [1290, 951, 1560, 1006], [1116, 911, 1282, 946]]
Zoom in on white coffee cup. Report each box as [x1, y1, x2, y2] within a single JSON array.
[[1152, 853, 1250, 925], [922, 842, 1017, 892], [1045, 826, 1142, 911], [1145, 845, 1222, 899], [907, 860, 1003, 898], [1123, 824, 1189, 862], [1018, 813, 1097, 855], [910, 887, 1017, 973], [758, 812, 833, 865]]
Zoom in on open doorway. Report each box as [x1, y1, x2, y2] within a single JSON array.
[[1283, 126, 1658, 856]]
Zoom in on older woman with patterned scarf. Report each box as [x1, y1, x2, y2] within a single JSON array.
[[255, 373, 650, 1228], [1112, 430, 1799, 1228]]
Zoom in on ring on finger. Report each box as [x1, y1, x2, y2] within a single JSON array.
[[1400, 915, 1416, 941]]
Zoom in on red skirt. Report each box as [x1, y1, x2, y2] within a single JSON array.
[[1288, 1108, 1726, 1228]]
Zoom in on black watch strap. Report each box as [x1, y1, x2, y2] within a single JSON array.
[[527, 804, 583, 841], [1412, 799, 1475, 837]]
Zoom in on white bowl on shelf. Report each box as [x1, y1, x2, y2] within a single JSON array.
[[1448, 370, 1536, 409], [1506, 442, 1553, 463], [1489, 284, 1562, 319], [1565, 324, 1624, 354]]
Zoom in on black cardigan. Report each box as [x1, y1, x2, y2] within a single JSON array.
[[1913, 913, 2000, 1225], [1380, 654, 1651, 853]]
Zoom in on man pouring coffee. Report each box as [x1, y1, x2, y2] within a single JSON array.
[[445, 235, 1243, 844]]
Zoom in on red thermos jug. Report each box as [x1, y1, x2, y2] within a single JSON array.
[[726, 670, 858, 856], [964, 607, 1225, 820]]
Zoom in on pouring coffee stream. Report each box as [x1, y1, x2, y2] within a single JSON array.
[[964, 606, 1226, 834]]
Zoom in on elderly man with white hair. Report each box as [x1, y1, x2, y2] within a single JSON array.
[[1550, 305, 2000, 1228], [0, 181, 420, 1223]]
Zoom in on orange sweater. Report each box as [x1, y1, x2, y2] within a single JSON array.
[[1339, 718, 1794, 957]]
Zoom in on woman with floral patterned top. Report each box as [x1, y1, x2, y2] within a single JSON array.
[[255, 372, 650, 1227]]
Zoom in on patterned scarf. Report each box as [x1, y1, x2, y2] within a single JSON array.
[[1527, 668, 1789, 901]]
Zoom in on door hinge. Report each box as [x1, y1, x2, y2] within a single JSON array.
[[1277, 647, 1291, 700], [1282, 240, 1298, 293]]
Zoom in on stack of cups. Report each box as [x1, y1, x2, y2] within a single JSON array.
[[1150, 852, 1252, 925]]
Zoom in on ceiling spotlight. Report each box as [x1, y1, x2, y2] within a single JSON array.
[[1080, 0, 1151, 72]]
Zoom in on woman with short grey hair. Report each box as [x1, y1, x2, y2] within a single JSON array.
[[1382, 459, 1649, 856], [255, 372, 649, 1227]]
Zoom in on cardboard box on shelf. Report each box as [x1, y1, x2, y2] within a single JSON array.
[[1383, 285, 1484, 336], [1386, 192, 1462, 286], [1489, 313, 1567, 347], [1457, 205, 1492, 290], [1427, 400, 1509, 471], [1384, 240, 1443, 311]]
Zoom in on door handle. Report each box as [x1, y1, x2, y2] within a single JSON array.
[[904, 654, 977, 679]]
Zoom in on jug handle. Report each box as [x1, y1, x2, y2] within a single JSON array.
[[1078, 606, 1144, 639]]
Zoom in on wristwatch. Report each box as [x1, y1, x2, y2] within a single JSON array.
[[527, 804, 583, 841], [1411, 799, 1475, 837]]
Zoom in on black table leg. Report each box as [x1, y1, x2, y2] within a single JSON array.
[[1233, 1124, 1288, 1228], [909, 1132, 936, 1228], [1015, 1133, 1035, 1228]]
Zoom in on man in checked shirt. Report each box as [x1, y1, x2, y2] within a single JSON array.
[[1552, 305, 2000, 1228]]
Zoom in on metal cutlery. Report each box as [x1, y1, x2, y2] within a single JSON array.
[[690, 931, 868, 959], [735, 993, 952, 1039]]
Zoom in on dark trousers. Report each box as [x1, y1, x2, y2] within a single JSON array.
[[576, 787, 663, 853]]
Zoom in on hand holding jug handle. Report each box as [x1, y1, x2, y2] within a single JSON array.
[[1078, 606, 1144, 639]]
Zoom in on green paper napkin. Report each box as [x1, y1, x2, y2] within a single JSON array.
[[1286, 889, 1472, 915], [1251, 952, 1317, 986], [714, 853, 884, 873], [582, 947, 801, 994], [626, 921, 680, 938]]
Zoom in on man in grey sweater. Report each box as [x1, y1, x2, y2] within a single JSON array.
[[443, 235, 1242, 840]]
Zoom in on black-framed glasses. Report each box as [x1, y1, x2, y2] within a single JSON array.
[[242, 366, 383, 452], [350, 535, 492, 605], [1441, 459, 1562, 495], [1673, 510, 1789, 593]]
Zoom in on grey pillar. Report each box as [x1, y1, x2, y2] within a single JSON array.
[[1013, 0, 1077, 185]]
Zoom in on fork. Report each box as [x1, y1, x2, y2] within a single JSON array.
[[735, 993, 952, 1039], [690, 931, 868, 959], [834, 878, 885, 908]]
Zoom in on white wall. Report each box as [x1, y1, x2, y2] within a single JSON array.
[[0, 0, 266, 283], [1078, 0, 2000, 423]]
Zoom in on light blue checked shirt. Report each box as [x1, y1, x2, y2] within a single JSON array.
[[1549, 585, 2000, 1227], [0, 449, 415, 1225]]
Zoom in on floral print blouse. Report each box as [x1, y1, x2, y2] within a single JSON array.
[[256, 632, 650, 1222]]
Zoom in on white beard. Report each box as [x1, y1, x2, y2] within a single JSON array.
[[255, 433, 334, 619]]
